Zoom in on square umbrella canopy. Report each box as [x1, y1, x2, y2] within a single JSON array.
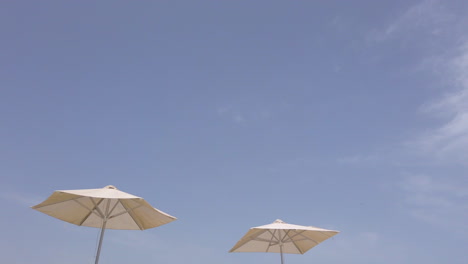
[[229, 219, 339, 264], [32, 185, 176, 264]]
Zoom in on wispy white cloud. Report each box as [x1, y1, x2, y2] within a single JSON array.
[[364, 0, 468, 234], [367, 0, 468, 163], [216, 104, 273, 125], [386, 0, 452, 36], [359, 0, 468, 165], [233, 113, 246, 124], [368, 0, 455, 43], [417, 41, 468, 163], [217, 106, 247, 124], [361, 0, 468, 165], [366, 0, 468, 158], [403, 174, 468, 197], [400, 174, 468, 233]]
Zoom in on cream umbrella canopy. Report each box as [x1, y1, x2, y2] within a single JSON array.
[[229, 219, 339, 264], [32, 185, 176, 264]]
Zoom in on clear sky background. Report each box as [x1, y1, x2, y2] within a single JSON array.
[[1, 1, 467, 263]]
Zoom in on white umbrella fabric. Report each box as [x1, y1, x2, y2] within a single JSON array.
[[229, 219, 339, 264], [32, 185, 176, 264]]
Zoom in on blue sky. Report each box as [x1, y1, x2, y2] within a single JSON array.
[[1, 1, 467, 263]]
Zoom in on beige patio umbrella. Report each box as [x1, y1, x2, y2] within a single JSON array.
[[229, 219, 339, 264], [32, 185, 176, 264]]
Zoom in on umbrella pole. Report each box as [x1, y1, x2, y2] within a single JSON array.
[[280, 244, 284, 264], [95, 219, 107, 264]]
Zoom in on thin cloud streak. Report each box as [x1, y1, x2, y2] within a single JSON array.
[[417, 42, 468, 163], [400, 174, 468, 233], [363, 0, 468, 234], [216, 104, 274, 124], [367, 0, 454, 43]]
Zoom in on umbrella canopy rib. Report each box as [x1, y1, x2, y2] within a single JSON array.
[[281, 231, 297, 243], [108, 203, 143, 220], [287, 230, 320, 246], [249, 229, 269, 241], [285, 231, 305, 255], [103, 200, 110, 219], [33, 193, 80, 208], [73, 198, 98, 216], [254, 237, 278, 243], [301, 230, 333, 243], [230, 230, 266, 252], [265, 230, 276, 252], [282, 230, 302, 243], [107, 199, 120, 218], [90, 198, 106, 218], [280, 230, 291, 243], [76, 198, 105, 225], [119, 200, 144, 230], [102, 199, 120, 220], [270, 229, 281, 242], [297, 233, 319, 246]]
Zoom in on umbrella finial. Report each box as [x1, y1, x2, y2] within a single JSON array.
[[274, 219, 285, 224], [104, 185, 117, 189]]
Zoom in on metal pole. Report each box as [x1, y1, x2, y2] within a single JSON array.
[[280, 244, 284, 264], [95, 219, 107, 264], [278, 229, 284, 264], [280, 246, 284, 264]]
